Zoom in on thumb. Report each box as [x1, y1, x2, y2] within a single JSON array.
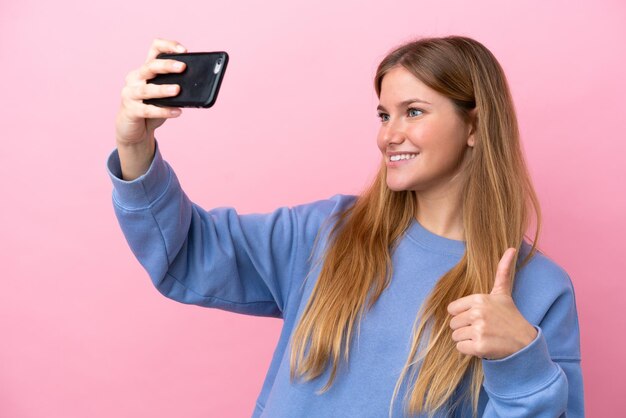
[[490, 248, 517, 296]]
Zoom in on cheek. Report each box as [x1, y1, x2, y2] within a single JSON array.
[[419, 121, 460, 149], [417, 127, 467, 167], [403, 125, 429, 151], [376, 131, 386, 151]]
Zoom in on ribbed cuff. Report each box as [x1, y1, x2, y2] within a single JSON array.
[[106, 138, 171, 210], [482, 325, 561, 396]]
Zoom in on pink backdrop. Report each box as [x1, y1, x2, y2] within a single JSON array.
[[1, 0, 624, 416]]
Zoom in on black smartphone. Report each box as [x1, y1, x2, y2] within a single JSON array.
[[143, 51, 228, 108]]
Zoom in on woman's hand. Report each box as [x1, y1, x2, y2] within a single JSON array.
[[447, 248, 538, 360], [115, 37, 188, 146]]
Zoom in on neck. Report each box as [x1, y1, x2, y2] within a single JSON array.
[[415, 194, 464, 241], [414, 164, 468, 242]]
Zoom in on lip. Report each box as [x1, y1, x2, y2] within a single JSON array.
[[386, 151, 420, 156], [386, 152, 419, 168]]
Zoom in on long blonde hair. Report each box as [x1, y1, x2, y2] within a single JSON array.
[[289, 35, 541, 417]]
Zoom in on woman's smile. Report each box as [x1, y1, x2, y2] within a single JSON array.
[[387, 153, 419, 167]]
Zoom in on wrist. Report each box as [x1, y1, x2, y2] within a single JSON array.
[[521, 324, 538, 348], [115, 139, 156, 181], [116, 138, 153, 150]]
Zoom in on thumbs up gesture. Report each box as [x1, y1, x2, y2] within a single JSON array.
[[447, 248, 538, 360]]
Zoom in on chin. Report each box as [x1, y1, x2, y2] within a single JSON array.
[[386, 181, 417, 192]]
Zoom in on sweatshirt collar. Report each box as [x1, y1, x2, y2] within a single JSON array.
[[406, 218, 466, 256]]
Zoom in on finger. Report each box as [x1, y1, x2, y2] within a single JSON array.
[[447, 294, 485, 316], [137, 58, 186, 82], [145, 37, 186, 63], [127, 101, 183, 120], [124, 82, 180, 101], [451, 324, 473, 343], [454, 339, 475, 357], [448, 310, 473, 330], [491, 248, 517, 295], [452, 327, 481, 358]]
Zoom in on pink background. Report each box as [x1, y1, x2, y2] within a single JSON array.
[[1, 0, 624, 416]]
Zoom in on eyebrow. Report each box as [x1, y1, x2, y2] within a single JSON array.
[[377, 98, 431, 112]]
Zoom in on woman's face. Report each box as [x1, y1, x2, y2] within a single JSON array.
[[376, 65, 476, 193]]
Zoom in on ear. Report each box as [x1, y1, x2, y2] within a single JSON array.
[[467, 108, 478, 148]]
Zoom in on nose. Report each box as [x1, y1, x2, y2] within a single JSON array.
[[381, 119, 407, 147]]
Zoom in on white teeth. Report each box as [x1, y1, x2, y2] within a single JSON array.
[[390, 153, 418, 161]]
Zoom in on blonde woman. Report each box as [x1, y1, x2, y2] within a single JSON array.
[[108, 36, 584, 417]]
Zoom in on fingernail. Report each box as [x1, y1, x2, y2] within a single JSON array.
[[176, 45, 186, 52]]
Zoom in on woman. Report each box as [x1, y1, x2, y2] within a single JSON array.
[[108, 36, 583, 417]]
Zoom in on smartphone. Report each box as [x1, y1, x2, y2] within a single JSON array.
[[143, 51, 228, 108]]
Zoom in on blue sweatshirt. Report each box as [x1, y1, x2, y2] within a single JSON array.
[[106, 139, 584, 417]]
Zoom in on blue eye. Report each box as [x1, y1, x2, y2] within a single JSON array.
[[376, 108, 423, 122], [407, 108, 423, 117]]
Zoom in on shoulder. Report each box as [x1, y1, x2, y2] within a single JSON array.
[[293, 193, 358, 211], [291, 193, 358, 243], [513, 242, 581, 357], [515, 241, 574, 297], [291, 193, 358, 226]]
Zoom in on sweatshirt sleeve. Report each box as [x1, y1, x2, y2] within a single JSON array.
[[106, 138, 342, 319], [479, 270, 584, 417]]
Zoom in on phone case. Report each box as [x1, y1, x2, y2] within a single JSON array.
[[143, 51, 228, 108]]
